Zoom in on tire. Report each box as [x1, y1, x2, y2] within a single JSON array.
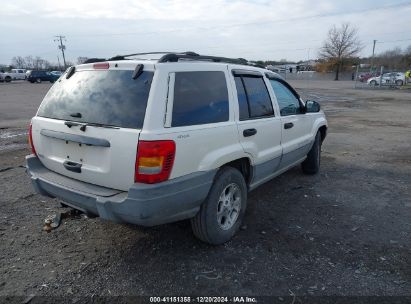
[[191, 167, 247, 245], [302, 131, 321, 174], [395, 80, 403, 86], [5, 76, 11, 83], [36, 78, 41, 83], [369, 80, 377, 86]]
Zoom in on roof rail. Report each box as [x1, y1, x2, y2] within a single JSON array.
[[82, 52, 250, 66], [158, 53, 248, 65], [83, 58, 107, 64], [109, 51, 199, 61]]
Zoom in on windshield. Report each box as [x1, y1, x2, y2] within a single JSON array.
[[37, 70, 154, 129]]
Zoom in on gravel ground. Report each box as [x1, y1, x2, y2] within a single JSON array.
[[0, 81, 410, 301]]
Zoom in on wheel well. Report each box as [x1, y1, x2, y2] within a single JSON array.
[[221, 157, 252, 185], [319, 125, 327, 143]]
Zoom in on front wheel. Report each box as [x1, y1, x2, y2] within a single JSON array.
[[191, 167, 247, 245], [369, 80, 377, 86], [36, 78, 42, 83], [302, 131, 321, 174], [395, 80, 403, 86]]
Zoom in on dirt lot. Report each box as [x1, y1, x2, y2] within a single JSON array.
[[0, 81, 410, 300]]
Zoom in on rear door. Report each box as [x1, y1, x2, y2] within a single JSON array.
[[267, 78, 313, 169], [31, 64, 154, 191], [230, 70, 282, 184]]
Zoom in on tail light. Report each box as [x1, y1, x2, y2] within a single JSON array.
[[135, 140, 176, 184], [28, 123, 37, 156]]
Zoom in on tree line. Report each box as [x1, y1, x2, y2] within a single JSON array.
[[5, 30, 410, 80], [8, 56, 74, 71]]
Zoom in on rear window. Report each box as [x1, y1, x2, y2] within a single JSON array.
[[37, 70, 153, 129], [171, 71, 229, 127]]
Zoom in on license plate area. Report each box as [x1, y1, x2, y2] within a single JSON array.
[[62, 140, 87, 164]]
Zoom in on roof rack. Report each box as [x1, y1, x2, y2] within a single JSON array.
[[158, 53, 248, 65], [83, 52, 249, 66], [109, 51, 199, 61]]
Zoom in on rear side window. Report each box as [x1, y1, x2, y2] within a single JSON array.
[[172, 71, 229, 127], [37, 70, 153, 129], [234, 76, 274, 119]]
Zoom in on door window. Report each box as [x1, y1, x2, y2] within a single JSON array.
[[269, 80, 302, 116], [234, 76, 274, 120]]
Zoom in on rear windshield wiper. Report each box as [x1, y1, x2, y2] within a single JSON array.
[[64, 121, 119, 131], [83, 122, 120, 129]]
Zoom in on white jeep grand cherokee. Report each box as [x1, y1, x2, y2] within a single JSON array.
[[26, 52, 327, 245]]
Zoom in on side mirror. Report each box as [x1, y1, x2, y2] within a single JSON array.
[[305, 100, 321, 113]]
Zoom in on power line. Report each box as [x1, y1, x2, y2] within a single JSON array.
[[66, 1, 411, 39], [378, 38, 411, 44]]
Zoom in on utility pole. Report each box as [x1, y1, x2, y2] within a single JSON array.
[[54, 35, 67, 69], [370, 39, 377, 73], [57, 56, 61, 71]]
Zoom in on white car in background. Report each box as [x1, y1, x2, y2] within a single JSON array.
[[367, 72, 405, 86], [0, 69, 27, 82]]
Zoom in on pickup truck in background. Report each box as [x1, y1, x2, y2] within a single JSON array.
[[0, 69, 27, 82]]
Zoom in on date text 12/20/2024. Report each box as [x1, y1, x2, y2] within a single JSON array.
[[149, 297, 257, 303]]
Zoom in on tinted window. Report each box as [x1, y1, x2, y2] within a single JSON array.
[[269, 80, 301, 116], [234, 77, 249, 120], [172, 71, 229, 127], [235, 76, 273, 119], [37, 70, 153, 129], [31, 71, 46, 76]]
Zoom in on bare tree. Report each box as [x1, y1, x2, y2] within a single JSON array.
[[12, 56, 26, 68], [25, 56, 34, 69], [319, 23, 362, 80]]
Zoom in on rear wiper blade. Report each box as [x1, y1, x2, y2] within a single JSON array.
[[81, 123, 120, 131], [64, 121, 119, 131], [64, 121, 81, 128]]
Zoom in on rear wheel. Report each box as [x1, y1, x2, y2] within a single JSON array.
[[370, 80, 377, 86], [36, 78, 41, 83], [395, 80, 403, 86], [302, 131, 321, 174], [5, 76, 11, 83], [191, 167, 247, 245]]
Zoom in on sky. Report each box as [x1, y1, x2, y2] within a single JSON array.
[[1, 0, 411, 65]]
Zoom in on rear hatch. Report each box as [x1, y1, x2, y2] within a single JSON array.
[[31, 62, 154, 191]]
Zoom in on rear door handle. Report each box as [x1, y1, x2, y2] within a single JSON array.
[[284, 122, 294, 129], [243, 128, 257, 137], [63, 160, 82, 173]]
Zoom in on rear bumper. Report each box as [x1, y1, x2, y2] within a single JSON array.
[[26, 155, 215, 226]]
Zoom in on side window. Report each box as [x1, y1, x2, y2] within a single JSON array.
[[269, 80, 302, 116], [234, 77, 249, 120], [172, 71, 229, 127], [234, 76, 274, 120]]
